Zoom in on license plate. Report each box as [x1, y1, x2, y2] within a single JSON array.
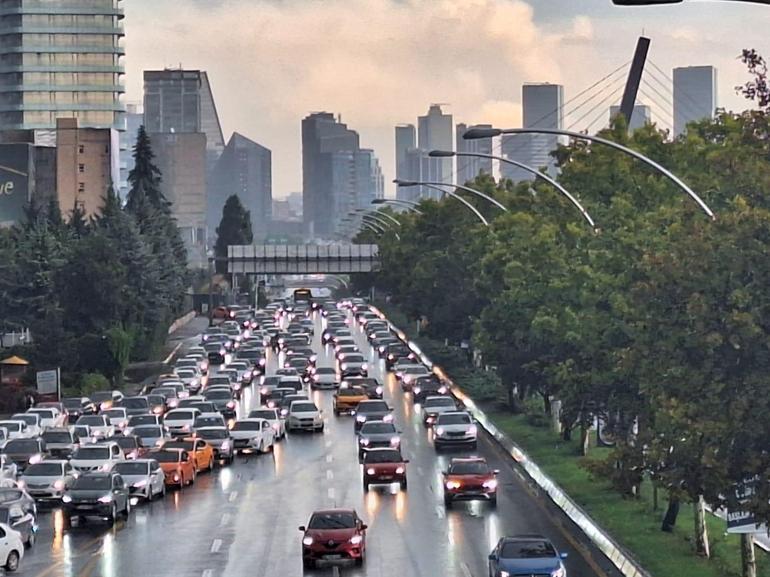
[[379, 476, 393, 481], [324, 555, 342, 560]]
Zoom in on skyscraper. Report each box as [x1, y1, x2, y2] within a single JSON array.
[[502, 83, 564, 182], [673, 66, 718, 136], [609, 104, 652, 132], [418, 104, 453, 186], [207, 132, 272, 237], [395, 124, 416, 193], [0, 0, 126, 134], [456, 123, 493, 185], [355, 149, 384, 209]]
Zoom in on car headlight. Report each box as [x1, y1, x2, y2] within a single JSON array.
[[221, 441, 230, 451], [349, 535, 363, 545], [438, 386, 448, 394], [16, 480, 25, 489], [445, 480, 461, 489], [341, 364, 348, 370], [469, 425, 478, 435], [413, 387, 421, 395], [395, 466, 405, 474], [259, 358, 266, 366], [302, 536, 314, 546], [98, 495, 113, 503], [359, 438, 370, 446], [356, 415, 366, 423], [483, 479, 498, 490], [133, 480, 148, 488], [375, 387, 383, 395], [153, 406, 163, 414], [361, 363, 368, 371], [226, 401, 236, 409], [435, 427, 445, 436], [62, 495, 72, 503], [390, 436, 400, 446], [366, 467, 376, 475], [382, 414, 393, 423], [499, 572, 510, 577], [28, 453, 43, 465]]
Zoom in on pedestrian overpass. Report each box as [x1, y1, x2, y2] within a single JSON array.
[[227, 244, 380, 274]]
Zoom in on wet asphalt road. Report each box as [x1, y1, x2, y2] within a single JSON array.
[[20, 310, 622, 577]]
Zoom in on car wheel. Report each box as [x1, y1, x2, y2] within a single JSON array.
[[400, 479, 408, 491], [208, 457, 214, 471], [444, 495, 452, 508], [161, 483, 167, 498], [4, 550, 19, 572], [334, 409, 340, 416], [108, 503, 117, 525], [25, 530, 35, 549], [489, 495, 497, 508], [190, 470, 196, 485], [124, 498, 132, 518], [355, 550, 365, 567], [302, 556, 314, 570], [363, 480, 369, 492]]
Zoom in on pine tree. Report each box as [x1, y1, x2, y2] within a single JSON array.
[[214, 195, 253, 274], [125, 126, 164, 213]]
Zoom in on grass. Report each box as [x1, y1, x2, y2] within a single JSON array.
[[486, 408, 770, 577]]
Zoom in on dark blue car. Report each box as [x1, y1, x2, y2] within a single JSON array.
[[488, 535, 567, 577]]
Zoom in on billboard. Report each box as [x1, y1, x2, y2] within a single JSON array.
[[0, 144, 31, 227]]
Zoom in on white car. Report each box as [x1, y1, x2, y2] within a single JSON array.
[[69, 442, 125, 472], [8, 415, 41, 438], [101, 408, 129, 431], [421, 396, 458, 426], [229, 418, 275, 453], [19, 460, 76, 500], [163, 409, 201, 437], [0, 522, 24, 572], [310, 367, 338, 389], [433, 412, 478, 450], [400, 365, 432, 388], [0, 428, 8, 450], [247, 408, 285, 439], [174, 368, 201, 391], [0, 422, 28, 441], [74, 415, 114, 439], [26, 408, 66, 429], [113, 460, 166, 501], [286, 401, 324, 433]]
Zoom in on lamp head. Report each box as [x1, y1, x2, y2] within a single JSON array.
[[429, 150, 455, 158], [463, 127, 501, 140]]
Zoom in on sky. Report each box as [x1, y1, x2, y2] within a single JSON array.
[[124, 0, 770, 198]]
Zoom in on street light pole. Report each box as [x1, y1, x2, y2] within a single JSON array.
[[371, 198, 425, 215], [394, 180, 490, 226], [353, 208, 402, 227], [430, 150, 597, 230], [464, 127, 715, 220]]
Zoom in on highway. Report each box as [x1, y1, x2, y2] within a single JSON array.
[[22, 308, 622, 577]]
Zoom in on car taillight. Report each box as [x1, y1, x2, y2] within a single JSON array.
[[98, 495, 113, 503], [366, 467, 376, 475], [383, 414, 393, 423]]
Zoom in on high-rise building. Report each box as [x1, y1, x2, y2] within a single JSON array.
[[0, 0, 125, 134], [609, 104, 652, 132], [418, 104, 453, 185], [355, 149, 384, 209], [502, 83, 564, 182], [207, 132, 272, 237], [302, 112, 365, 238], [673, 66, 718, 136], [456, 123, 493, 185], [119, 104, 143, 201], [395, 124, 416, 193], [56, 118, 119, 219]]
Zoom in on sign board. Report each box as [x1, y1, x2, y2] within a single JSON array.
[[727, 477, 768, 534], [35, 368, 60, 400], [0, 144, 32, 227]]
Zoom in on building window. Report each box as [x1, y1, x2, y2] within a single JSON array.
[[78, 164, 84, 173], [78, 182, 85, 193], [78, 144, 84, 154]]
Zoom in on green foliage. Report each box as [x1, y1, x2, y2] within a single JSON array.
[[79, 373, 110, 396]]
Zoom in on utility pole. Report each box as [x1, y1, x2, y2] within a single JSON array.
[[617, 36, 651, 131]]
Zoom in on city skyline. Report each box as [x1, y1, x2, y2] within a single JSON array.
[[120, 1, 768, 197]]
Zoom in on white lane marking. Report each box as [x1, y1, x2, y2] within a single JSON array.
[[228, 491, 238, 502], [326, 469, 334, 480], [332, 567, 341, 577], [326, 454, 333, 463], [220, 512, 230, 526], [328, 487, 335, 500], [202, 570, 213, 577], [435, 506, 445, 519], [210, 539, 222, 553], [417, 466, 424, 476], [460, 562, 473, 577]]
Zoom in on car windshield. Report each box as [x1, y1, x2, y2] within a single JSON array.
[[249, 411, 275, 420], [426, 398, 455, 408], [73, 447, 110, 460], [42, 432, 72, 443], [78, 416, 107, 426], [121, 398, 149, 409], [231, 422, 260, 431], [111, 437, 139, 449], [315, 368, 336, 375], [114, 462, 149, 475], [103, 410, 125, 419], [308, 512, 356, 529], [449, 462, 490, 475], [153, 388, 178, 398], [292, 403, 317, 412], [360, 423, 395, 434], [62, 399, 84, 409], [208, 377, 231, 386], [72, 476, 112, 490], [195, 417, 223, 427], [358, 402, 388, 413], [262, 377, 281, 387], [134, 426, 162, 437], [501, 540, 557, 559], [24, 463, 63, 476], [11, 415, 36, 425], [129, 416, 156, 426], [90, 392, 113, 402], [176, 370, 195, 378], [166, 411, 194, 421], [438, 414, 471, 425], [0, 423, 21, 432], [339, 387, 365, 397], [151, 451, 180, 463], [147, 396, 165, 406], [31, 409, 54, 418], [205, 391, 231, 400], [4, 440, 39, 453], [164, 441, 194, 451], [362, 450, 402, 463], [343, 355, 364, 362], [197, 429, 228, 440]]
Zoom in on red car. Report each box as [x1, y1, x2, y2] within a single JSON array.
[[299, 509, 367, 568], [443, 457, 499, 507], [362, 448, 408, 491]]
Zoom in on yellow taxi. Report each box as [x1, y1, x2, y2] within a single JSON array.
[[333, 385, 369, 416]]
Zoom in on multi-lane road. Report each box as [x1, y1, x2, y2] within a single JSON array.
[[22, 307, 622, 577]]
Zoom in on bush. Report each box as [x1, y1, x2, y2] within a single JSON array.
[[79, 373, 110, 396], [0, 385, 31, 415]]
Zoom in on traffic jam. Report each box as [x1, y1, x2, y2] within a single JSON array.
[[0, 295, 572, 577]]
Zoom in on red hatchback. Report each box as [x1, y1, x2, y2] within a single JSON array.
[[362, 448, 408, 491], [299, 509, 368, 568], [443, 457, 499, 507]]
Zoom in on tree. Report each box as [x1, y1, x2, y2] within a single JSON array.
[[215, 195, 253, 274]]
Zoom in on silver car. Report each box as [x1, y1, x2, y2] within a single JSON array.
[[113, 460, 166, 500], [195, 427, 234, 464], [19, 460, 76, 501], [434, 412, 478, 450], [357, 421, 401, 460]]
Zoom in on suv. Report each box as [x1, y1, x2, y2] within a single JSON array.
[[442, 457, 498, 507], [69, 442, 125, 473]]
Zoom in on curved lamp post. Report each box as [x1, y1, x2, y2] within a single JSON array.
[[394, 180, 489, 226], [398, 179, 506, 212], [356, 211, 399, 231], [353, 208, 402, 227], [371, 198, 424, 215], [464, 127, 715, 220], [430, 150, 597, 230]]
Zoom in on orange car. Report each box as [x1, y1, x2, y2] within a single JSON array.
[[333, 385, 369, 415], [164, 438, 215, 473], [147, 448, 196, 487]]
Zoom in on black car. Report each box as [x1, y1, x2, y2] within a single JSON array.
[[62, 472, 131, 526], [115, 396, 151, 417], [61, 397, 96, 424], [384, 343, 415, 368], [204, 342, 227, 365], [411, 375, 450, 403], [203, 389, 237, 420], [1, 439, 46, 473], [354, 400, 393, 432]]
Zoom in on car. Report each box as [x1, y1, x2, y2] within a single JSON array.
[[70, 442, 125, 473], [125, 414, 162, 435], [101, 408, 129, 431], [204, 342, 227, 365], [279, 375, 304, 392], [362, 448, 408, 491], [39, 429, 77, 459], [340, 377, 383, 400], [353, 400, 393, 432], [286, 401, 323, 433], [156, 382, 189, 402], [421, 395, 458, 426], [8, 415, 41, 438], [412, 375, 450, 402], [0, 522, 24, 572], [299, 509, 367, 568], [105, 435, 146, 460], [174, 368, 202, 393], [147, 449, 196, 488], [194, 427, 234, 464], [61, 397, 96, 424], [310, 367, 338, 389], [434, 411, 478, 449], [193, 414, 226, 430], [19, 460, 76, 501], [277, 394, 309, 418], [203, 389, 237, 419], [334, 344, 358, 360], [71, 425, 94, 446], [265, 387, 296, 410], [442, 457, 498, 507], [228, 419, 275, 453], [237, 348, 266, 374], [132, 425, 170, 449], [258, 375, 283, 399], [339, 354, 368, 378], [0, 422, 29, 441], [384, 343, 415, 368], [1, 439, 46, 473], [163, 409, 201, 437], [357, 421, 401, 459], [488, 535, 568, 577], [333, 385, 369, 415], [115, 396, 151, 417], [286, 356, 310, 374], [75, 415, 114, 439], [61, 471, 131, 525], [247, 408, 285, 440], [146, 394, 167, 416], [274, 367, 300, 379], [163, 438, 215, 473], [26, 408, 66, 429], [113, 459, 166, 501]]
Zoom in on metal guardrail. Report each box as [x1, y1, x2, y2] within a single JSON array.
[[373, 308, 652, 577]]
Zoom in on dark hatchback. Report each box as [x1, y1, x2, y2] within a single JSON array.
[[62, 472, 131, 526]]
